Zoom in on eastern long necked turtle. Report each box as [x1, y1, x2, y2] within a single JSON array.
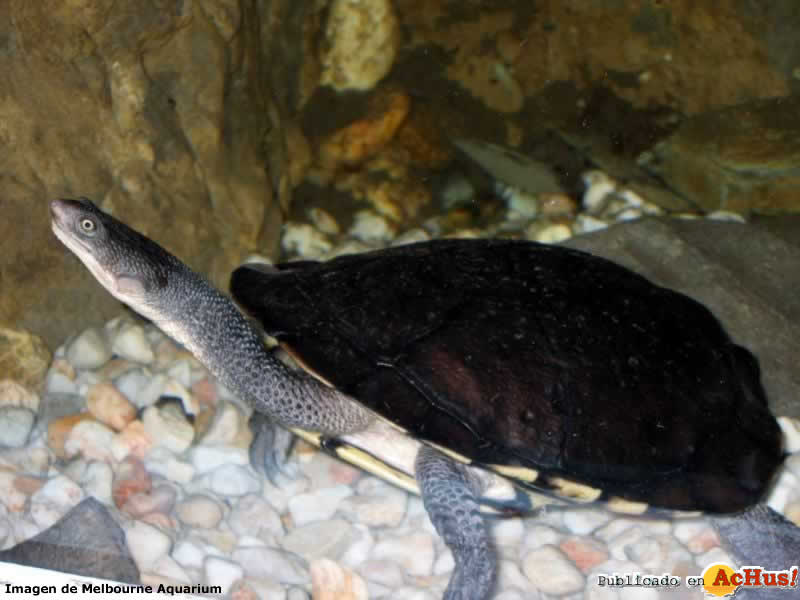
[[51, 197, 799, 599]]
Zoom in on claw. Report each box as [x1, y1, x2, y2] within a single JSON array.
[[248, 412, 298, 486]]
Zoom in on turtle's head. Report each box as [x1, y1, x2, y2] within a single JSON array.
[[50, 197, 177, 311]]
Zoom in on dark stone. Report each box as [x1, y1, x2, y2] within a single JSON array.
[[563, 217, 800, 418], [0, 497, 139, 584]]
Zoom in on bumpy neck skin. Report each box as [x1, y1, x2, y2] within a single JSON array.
[[147, 265, 371, 435]]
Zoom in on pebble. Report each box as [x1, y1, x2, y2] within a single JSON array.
[[124, 485, 178, 519], [66, 327, 112, 369], [111, 419, 154, 461], [231, 546, 309, 584], [282, 223, 333, 258], [112, 456, 152, 508], [64, 419, 116, 461], [522, 544, 585, 595], [189, 444, 249, 474], [176, 494, 224, 529], [348, 210, 396, 243], [522, 523, 562, 551], [391, 227, 431, 246], [282, 519, 356, 560], [359, 559, 404, 587], [29, 476, 84, 529], [0, 472, 31, 512], [563, 508, 612, 535], [125, 520, 173, 572], [204, 556, 244, 594], [310, 558, 368, 600], [208, 464, 260, 496], [228, 493, 285, 543], [339, 479, 407, 527], [172, 539, 208, 570], [75, 460, 114, 506], [288, 484, 353, 526], [111, 323, 155, 364], [142, 404, 195, 454], [0, 379, 40, 412], [86, 382, 137, 431], [372, 532, 435, 576], [0, 407, 35, 447], [201, 401, 248, 446], [559, 536, 610, 572], [308, 207, 341, 236]]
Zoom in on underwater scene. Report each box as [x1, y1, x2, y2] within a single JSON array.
[[2, 2, 800, 599]]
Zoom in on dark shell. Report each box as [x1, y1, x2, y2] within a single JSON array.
[[230, 238, 782, 514]]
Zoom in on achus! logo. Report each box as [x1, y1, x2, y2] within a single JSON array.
[[702, 563, 798, 597]]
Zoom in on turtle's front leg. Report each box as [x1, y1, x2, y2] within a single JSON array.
[[248, 412, 299, 485], [415, 445, 497, 600]]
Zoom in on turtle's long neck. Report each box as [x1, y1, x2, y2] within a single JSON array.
[[147, 265, 371, 434]]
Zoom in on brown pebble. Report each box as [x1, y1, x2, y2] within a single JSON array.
[[47, 413, 96, 459], [559, 536, 609, 572], [113, 456, 152, 508], [13, 475, 45, 495], [87, 382, 137, 431], [311, 558, 368, 600]]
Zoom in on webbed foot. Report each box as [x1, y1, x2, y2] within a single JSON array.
[[248, 412, 298, 485]]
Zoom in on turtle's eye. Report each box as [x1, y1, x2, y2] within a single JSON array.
[[79, 217, 97, 235]]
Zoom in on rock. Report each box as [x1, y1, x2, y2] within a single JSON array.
[[111, 323, 155, 364], [0, 328, 51, 391], [320, 0, 399, 92], [0, 472, 32, 513], [231, 546, 309, 585], [359, 559, 404, 588], [310, 558, 369, 600], [559, 537, 610, 573], [64, 419, 116, 462], [348, 210, 396, 243], [228, 494, 285, 543], [282, 223, 333, 258], [522, 524, 561, 551], [372, 532, 435, 577], [0, 407, 35, 448], [522, 545, 585, 595], [172, 539, 207, 570], [204, 556, 243, 594], [282, 519, 356, 561], [201, 401, 249, 446], [308, 207, 341, 236], [339, 479, 407, 527], [207, 464, 260, 496], [189, 444, 249, 474], [563, 217, 800, 417], [86, 382, 137, 431], [644, 96, 800, 214], [125, 520, 172, 573], [65, 327, 112, 370], [141, 404, 194, 454], [176, 494, 224, 529], [288, 484, 353, 527], [80, 461, 114, 506], [563, 509, 612, 536], [111, 420, 154, 461], [123, 485, 178, 519], [0, 497, 139, 583], [112, 456, 152, 509]]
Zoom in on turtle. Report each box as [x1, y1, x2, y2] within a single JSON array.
[[50, 197, 800, 600]]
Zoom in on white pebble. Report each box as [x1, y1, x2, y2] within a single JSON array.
[[176, 494, 224, 529], [172, 539, 207, 570], [581, 170, 617, 213], [779, 417, 800, 454], [528, 223, 573, 244], [142, 404, 195, 454], [391, 228, 431, 247], [66, 327, 112, 370], [151, 555, 192, 584], [81, 461, 114, 505], [166, 360, 193, 389], [111, 323, 155, 364], [348, 210, 396, 243], [522, 544, 584, 595], [282, 519, 356, 560], [114, 370, 151, 405], [492, 518, 525, 547], [574, 214, 609, 234], [288, 484, 353, 526], [372, 532, 435, 576], [125, 520, 173, 572], [229, 494, 285, 543], [563, 508, 611, 535], [204, 556, 243, 594], [522, 524, 561, 551], [339, 524, 374, 568], [64, 420, 116, 461], [45, 371, 79, 395], [208, 464, 260, 496], [0, 407, 35, 447], [707, 210, 746, 223], [231, 546, 309, 584], [201, 402, 248, 445], [144, 448, 196, 484], [360, 559, 404, 587], [308, 207, 341, 235], [134, 373, 168, 408], [339, 480, 407, 527], [282, 222, 333, 258], [189, 444, 249, 474]]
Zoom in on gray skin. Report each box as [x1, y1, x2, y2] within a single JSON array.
[[51, 197, 494, 600]]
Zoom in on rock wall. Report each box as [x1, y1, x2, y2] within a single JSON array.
[[0, 0, 302, 349]]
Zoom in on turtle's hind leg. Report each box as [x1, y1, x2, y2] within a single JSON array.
[[248, 412, 299, 485], [416, 445, 497, 600]]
